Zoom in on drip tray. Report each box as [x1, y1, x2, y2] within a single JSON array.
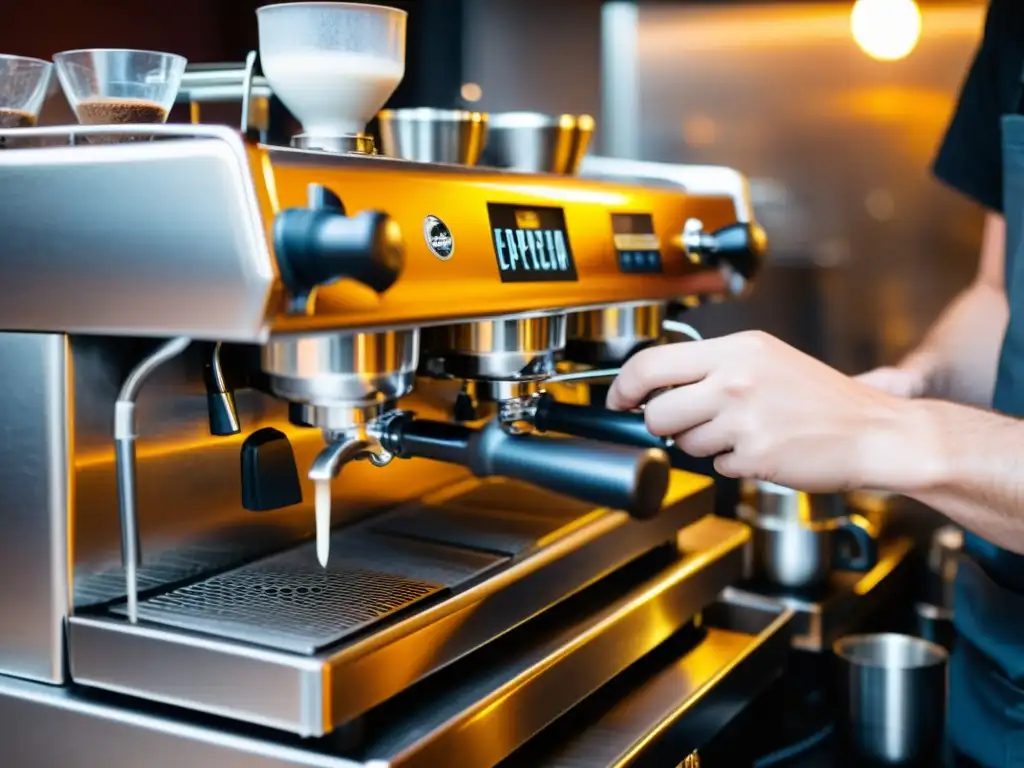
[[111, 530, 506, 655]]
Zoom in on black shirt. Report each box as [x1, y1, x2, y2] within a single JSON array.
[[933, 0, 1024, 213]]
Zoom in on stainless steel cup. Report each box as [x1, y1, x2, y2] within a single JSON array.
[[834, 633, 948, 765], [377, 108, 489, 165], [481, 112, 595, 174], [737, 482, 878, 589]]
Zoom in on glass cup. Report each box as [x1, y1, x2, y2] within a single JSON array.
[[53, 48, 186, 128], [0, 54, 54, 128]]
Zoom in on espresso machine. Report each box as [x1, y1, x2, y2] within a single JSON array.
[[0, 4, 791, 766]]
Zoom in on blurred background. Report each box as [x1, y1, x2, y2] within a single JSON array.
[[1, 0, 989, 373]]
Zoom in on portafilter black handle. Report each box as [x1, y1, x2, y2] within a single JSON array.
[[532, 394, 722, 479], [380, 415, 671, 520], [273, 184, 404, 296]]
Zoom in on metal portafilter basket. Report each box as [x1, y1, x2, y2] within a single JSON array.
[[481, 112, 595, 174], [377, 108, 489, 165]]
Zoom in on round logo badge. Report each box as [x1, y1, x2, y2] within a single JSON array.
[[423, 215, 454, 260]]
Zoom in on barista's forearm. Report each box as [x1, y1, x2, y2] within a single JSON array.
[[902, 280, 1007, 406], [902, 214, 1007, 406], [882, 398, 1024, 554]]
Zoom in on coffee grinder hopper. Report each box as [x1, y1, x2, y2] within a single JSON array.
[[257, 2, 407, 152]]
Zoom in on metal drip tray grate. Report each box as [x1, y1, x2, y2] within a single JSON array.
[[112, 530, 505, 655]]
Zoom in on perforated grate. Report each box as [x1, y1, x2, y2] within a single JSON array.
[[113, 530, 504, 654]]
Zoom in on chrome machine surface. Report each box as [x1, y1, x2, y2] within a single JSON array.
[[0, 15, 772, 766]]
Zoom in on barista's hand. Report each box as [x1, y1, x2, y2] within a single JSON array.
[[606, 331, 920, 492], [854, 365, 929, 399]]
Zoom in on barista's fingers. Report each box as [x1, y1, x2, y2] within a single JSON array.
[[713, 450, 768, 481], [606, 341, 716, 411], [643, 379, 722, 437], [713, 451, 746, 478], [673, 420, 733, 458]]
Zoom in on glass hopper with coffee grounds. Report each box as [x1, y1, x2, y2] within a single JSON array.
[[53, 48, 186, 137], [0, 53, 53, 130]]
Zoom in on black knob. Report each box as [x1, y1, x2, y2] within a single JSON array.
[[684, 219, 767, 285], [273, 184, 404, 296], [710, 221, 767, 282]]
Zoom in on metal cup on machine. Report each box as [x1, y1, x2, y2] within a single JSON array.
[[481, 111, 595, 174], [377, 107, 489, 165]]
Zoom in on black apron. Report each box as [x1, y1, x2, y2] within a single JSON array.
[[948, 65, 1024, 768]]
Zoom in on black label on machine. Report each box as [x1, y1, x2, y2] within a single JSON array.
[[487, 203, 579, 283], [612, 212, 663, 274]]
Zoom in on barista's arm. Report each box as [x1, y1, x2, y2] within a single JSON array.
[[860, 0, 1012, 406], [886, 213, 1008, 405], [884, 396, 1024, 553]]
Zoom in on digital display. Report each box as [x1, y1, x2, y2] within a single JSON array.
[[611, 212, 662, 274], [488, 203, 579, 283]]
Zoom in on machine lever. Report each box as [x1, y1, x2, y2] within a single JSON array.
[[531, 395, 722, 480], [380, 415, 671, 520]]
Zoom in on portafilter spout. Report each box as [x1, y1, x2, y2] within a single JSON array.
[[307, 434, 392, 568]]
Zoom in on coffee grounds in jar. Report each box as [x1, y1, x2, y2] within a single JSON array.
[[0, 108, 36, 128]]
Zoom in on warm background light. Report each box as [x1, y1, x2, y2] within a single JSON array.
[[851, 0, 922, 61], [460, 82, 483, 102]]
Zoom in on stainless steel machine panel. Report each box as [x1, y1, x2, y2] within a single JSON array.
[[0, 126, 275, 342], [523, 598, 795, 767], [0, 333, 70, 684], [69, 475, 718, 737], [0, 518, 749, 768], [0, 675, 360, 768]]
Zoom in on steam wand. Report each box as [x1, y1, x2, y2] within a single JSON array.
[[114, 337, 192, 624], [204, 342, 241, 436]]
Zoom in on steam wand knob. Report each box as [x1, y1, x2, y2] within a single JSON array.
[[274, 183, 404, 301], [682, 218, 767, 296]]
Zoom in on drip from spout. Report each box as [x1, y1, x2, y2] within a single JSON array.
[[314, 479, 332, 568], [307, 436, 391, 568]]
